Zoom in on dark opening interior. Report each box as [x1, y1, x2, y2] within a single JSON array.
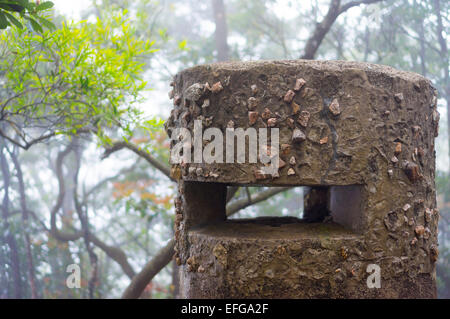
[[183, 181, 365, 239], [226, 185, 364, 233]]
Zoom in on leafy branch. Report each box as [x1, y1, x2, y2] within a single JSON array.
[[0, 0, 55, 31]]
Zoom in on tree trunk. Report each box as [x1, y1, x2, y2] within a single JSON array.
[[0, 143, 22, 298], [10, 150, 38, 298], [433, 0, 450, 175], [72, 141, 98, 299], [212, 0, 229, 62]]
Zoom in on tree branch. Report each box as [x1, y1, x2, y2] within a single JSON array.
[[226, 187, 292, 216], [102, 141, 173, 181], [47, 142, 136, 279], [0, 127, 92, 150], [82, 159, 140, 205], [226, 186, 240, 203], [338, 0, 383, 14], [301, 0, 383, 59], [121, 239, 175, 299]]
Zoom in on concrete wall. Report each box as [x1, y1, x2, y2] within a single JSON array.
[[167, 60, 439, 298]]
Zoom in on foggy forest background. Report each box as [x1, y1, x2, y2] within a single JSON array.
[[0, 0, 449, 298]]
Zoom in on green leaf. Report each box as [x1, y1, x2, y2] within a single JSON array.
[[0, 11, 9, 29], [36, 1, 54, 11], [0, 1, 25, 13], [25, 16, 42, 32], [3, 11, 23, 29], [178, 39, 187, 50], [36, 15, 55, 30], [15, 0, 29, 9], [24, 1, 36, 12]]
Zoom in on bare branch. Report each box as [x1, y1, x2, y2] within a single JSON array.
[[47, 142, 136, 279], [226, 187, 292, 216], [82, 159, 140, 205], [102, 141, 173, 181], [0, 127, 92, 150], [121, 239, 175, 299], [338, 0, 383, 14], [301, 0, 383, 59], [226, 186, 240, 203]]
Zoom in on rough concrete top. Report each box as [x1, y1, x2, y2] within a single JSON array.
[[179, 60, 431, 84], [166, 59, 438, 186]]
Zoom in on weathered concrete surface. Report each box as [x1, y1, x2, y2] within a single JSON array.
[[167, 60, 440, 298], [181, 218, 435, 298]]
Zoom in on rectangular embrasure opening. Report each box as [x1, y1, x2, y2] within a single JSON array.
[[227, 185, 364, 233]]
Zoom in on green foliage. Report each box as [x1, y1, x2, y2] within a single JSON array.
[[0, 0, 55, 31], [0, 10, 160, 148]]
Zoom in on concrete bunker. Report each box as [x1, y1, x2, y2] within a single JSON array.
[[166, 60, 440, 298]]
